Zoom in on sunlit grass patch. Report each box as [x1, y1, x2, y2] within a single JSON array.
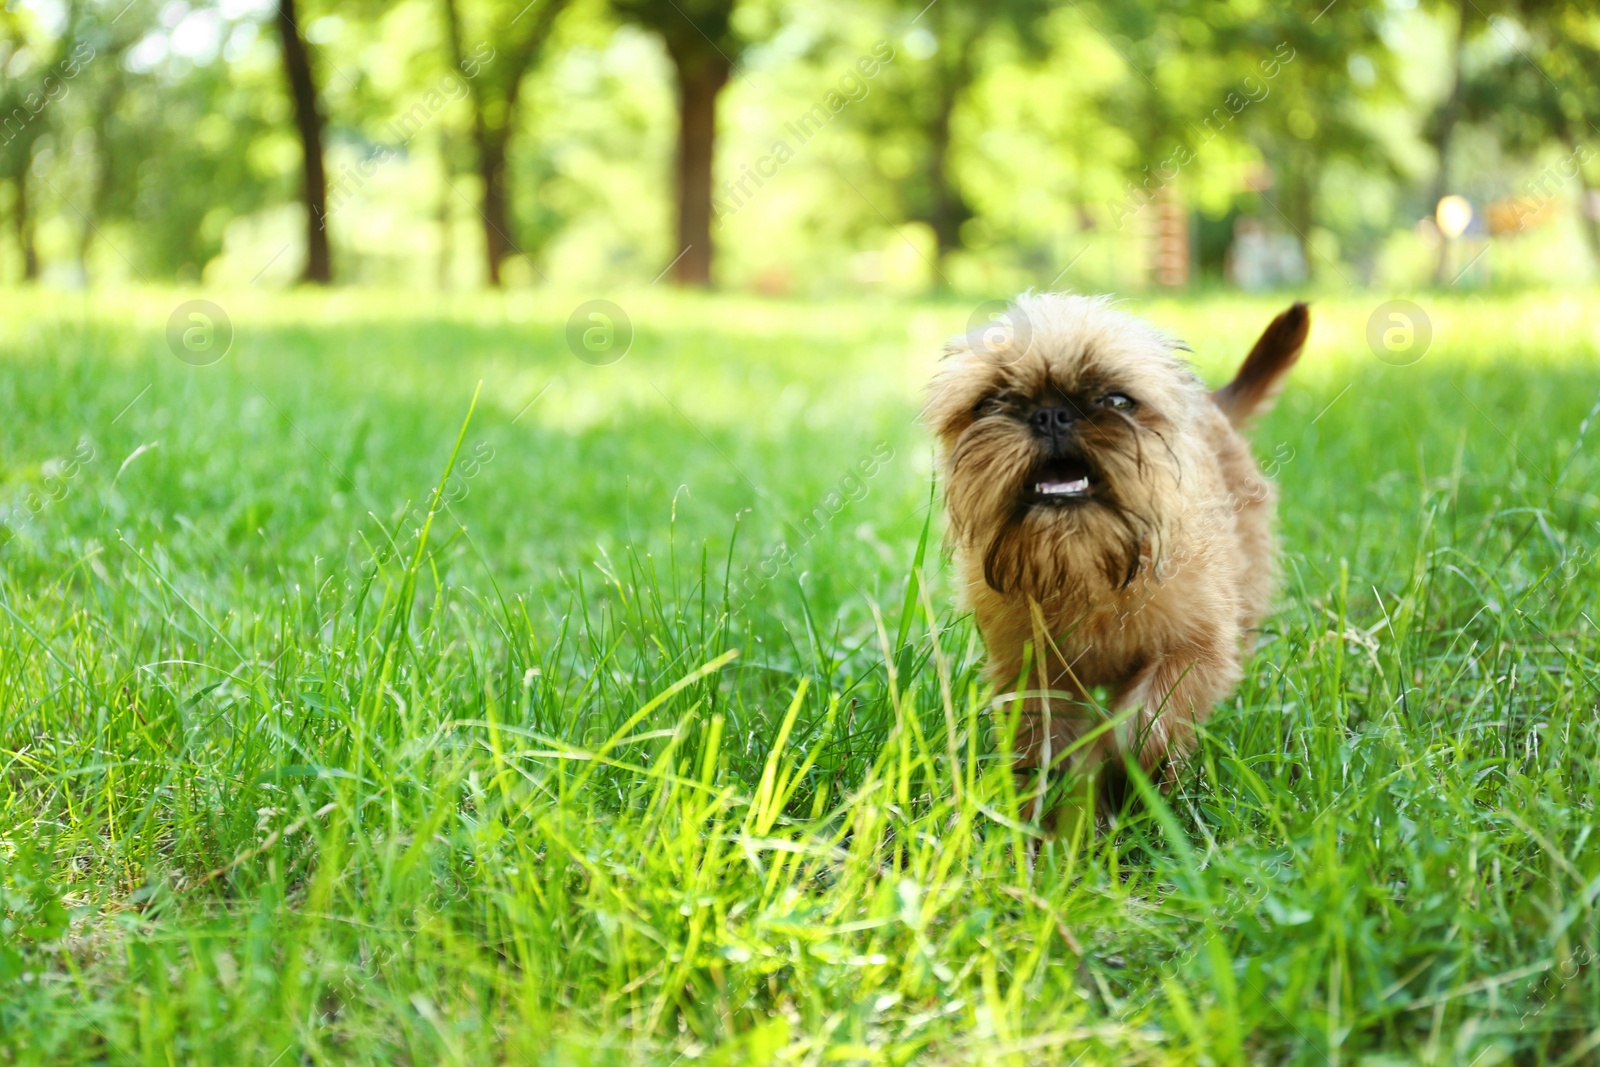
[[0, 288, 1597, 1063]]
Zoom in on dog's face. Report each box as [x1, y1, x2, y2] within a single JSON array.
[[924, 294, 1205, 600]]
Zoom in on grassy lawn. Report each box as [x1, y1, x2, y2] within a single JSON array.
[[1, 287, 1598, 1064]]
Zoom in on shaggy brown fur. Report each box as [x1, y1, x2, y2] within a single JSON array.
[[922, 293, 1308, 790]]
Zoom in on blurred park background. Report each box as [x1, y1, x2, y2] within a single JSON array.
[[2, 0, 1599, 296]]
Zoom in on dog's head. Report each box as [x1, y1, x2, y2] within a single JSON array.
[[923, 293, 1205, 600]]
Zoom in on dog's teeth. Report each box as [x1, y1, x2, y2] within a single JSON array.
[[1036, 478, 1090, 496]]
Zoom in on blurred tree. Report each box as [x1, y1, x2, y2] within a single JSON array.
[[274, 0, 331, 283], [1423, 0, 1494, 281], [1083, 2, 1275, 285], [611, 0, 746, 285], [1433, 2, 1478, 196], [64, 3, 146, 281], [883, 0, 1049, 277], [1524, 4, 1600, 267], [90, 10, 276, 279], [442, 0, 571, 287], [3, 0, 1596, 293], [0, 2, 80, 281], [1246, 5, 1402, 272], [1090, 1, 1398, 279], [1082, 3, 1193, 220], [1460, 0, 1600, 269]]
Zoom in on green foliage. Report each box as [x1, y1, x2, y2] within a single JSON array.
[[0, 289, 1597, 1060], [0, 844, 68, 990], [612, 0, 745, 71], [102, 61, 280, 278], [4, 0, 1600, 288]]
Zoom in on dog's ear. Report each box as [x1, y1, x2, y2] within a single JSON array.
[[920, 334, 984, 442], [1212, 302, 1309, 427]]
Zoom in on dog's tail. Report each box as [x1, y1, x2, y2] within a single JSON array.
[[1212, 302, 1310, 428]]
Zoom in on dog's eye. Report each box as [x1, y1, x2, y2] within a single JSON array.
[[972, 393, 1012, 418], [1099, 393, 1136, 412]]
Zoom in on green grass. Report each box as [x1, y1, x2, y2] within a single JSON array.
[[0, 286, 1597, 1064]]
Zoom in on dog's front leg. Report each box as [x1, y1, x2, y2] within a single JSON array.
[[1113, 634, 1242, 787], [1007, 673, 1134, 837]]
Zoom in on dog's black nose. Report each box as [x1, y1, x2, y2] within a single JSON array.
[[1028, 406, 1077, 436]]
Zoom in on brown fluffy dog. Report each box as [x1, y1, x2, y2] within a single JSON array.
[[923, 293, 1309, 792]]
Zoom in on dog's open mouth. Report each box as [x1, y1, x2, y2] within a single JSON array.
[[1029, 457, 1093, 502]]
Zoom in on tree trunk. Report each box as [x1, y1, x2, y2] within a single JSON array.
[[78, 80, 126, 283], [1554, 114, 1600, 275], [922, 11, 974, 282], [477, 133, 512, 286], [444, 0, 568, 288], [1574, 164, 1600, 275], [14, 174, 37, 282], [275, 0, 331, 284], [927, 83, 961, 264], [669, 54, 728, 287], [76, 136, 103, 280], [1289, 159, 1314, 272], [441, 0, 508, 288], [437, 129, 454, 290]]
